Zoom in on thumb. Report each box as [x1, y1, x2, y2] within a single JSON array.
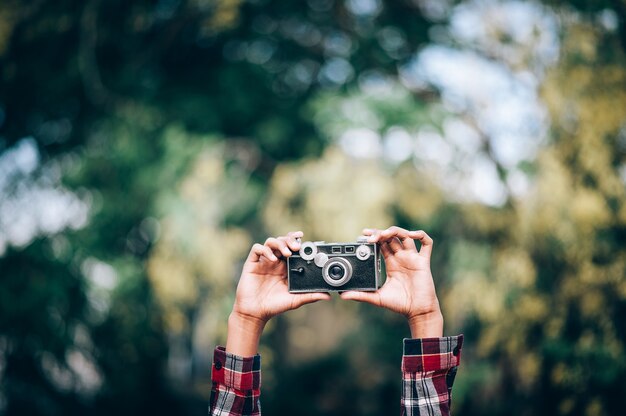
[[339, 290, 382, 307], [290, 292, 331, 309]]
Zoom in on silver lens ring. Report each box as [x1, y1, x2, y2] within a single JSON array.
[[322, 258, 353, 287], [299, 241, 317, 261]]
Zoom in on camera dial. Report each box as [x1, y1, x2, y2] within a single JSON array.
[[322, 257, 353, 287], [314, 252, 329, 267], [356, 244, 372, 261], [299, 241, 318, 261]]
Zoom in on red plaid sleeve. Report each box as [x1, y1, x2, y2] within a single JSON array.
[[209, 347, 261, 416], [401, 335, 463, 416]]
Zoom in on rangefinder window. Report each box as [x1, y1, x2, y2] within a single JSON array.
[[345, 246, 355, 253]]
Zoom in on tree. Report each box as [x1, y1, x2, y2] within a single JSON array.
[[2, 0, 626, 415]]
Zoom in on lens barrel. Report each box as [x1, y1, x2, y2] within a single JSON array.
[[322, 257, 352, 287]]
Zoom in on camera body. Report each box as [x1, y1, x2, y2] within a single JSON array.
[[287, 238, 382, 293]]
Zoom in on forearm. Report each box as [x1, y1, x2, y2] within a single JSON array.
[[226, 312, 266, 356], [408, 310, 444, 338], [208, 313, 267, 416]]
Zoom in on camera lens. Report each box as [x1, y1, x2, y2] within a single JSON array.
[[329, 265, 345, 280], [322, 258, 352, 287]]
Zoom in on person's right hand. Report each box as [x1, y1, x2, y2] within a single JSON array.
[[232, 231, 331, 324], [227, 231, 330, 356]]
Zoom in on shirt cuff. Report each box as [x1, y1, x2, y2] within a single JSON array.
[[402, 335, 463, 373], [211, 346, 261, 391]]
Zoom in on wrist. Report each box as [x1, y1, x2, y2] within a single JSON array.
[[225, 311, 266, 356], [407, 309, 444, 338]]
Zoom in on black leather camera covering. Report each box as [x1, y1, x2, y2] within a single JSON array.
[[287, 242, 382, 292]]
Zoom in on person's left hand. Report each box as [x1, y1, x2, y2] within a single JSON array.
[[339, 226, 443, 338]]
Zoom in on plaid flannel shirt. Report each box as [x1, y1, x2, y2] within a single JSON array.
[[401, 335, 463, 416], [210, 335, 463, 416]]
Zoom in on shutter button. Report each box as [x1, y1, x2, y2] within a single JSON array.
[[215, 361, 222, 370]]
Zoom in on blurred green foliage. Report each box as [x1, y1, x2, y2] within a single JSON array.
[[1, 0, 626, 415]]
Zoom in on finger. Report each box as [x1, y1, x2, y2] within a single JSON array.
[[408, 230, 433, 259], [279, 232, 303, 252], [384, 237, 403, 253], [339, 290, 382, 307], [286, 230, 304, 239], [362, 228, 376, 236], [265, 237, 292, 258], [380, 226, 416, 251], [247, 243, 278, 263], [379, 240, 394, 259], [366, 229, 382, 243], [290, 292, 332, 309]]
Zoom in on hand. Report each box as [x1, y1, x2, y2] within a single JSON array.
[[340, 226, 443, 338], [227, 231, 331, 355]]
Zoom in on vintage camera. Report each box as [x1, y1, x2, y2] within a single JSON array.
[[288, 237, 382, 292]]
